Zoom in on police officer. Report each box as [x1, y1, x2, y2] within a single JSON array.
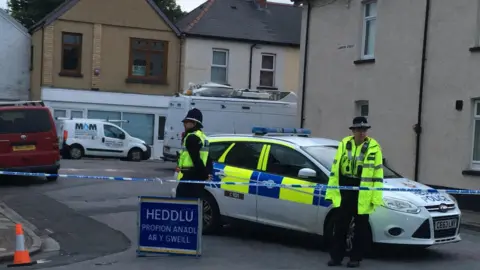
[[176, 108, 212, 199], [326, 116, 384, 268]]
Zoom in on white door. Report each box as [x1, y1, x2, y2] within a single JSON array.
[[99, 124, 127, 157], [153, 115, 166, 159]]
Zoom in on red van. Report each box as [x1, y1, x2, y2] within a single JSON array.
[[0, 101, 61, 181]]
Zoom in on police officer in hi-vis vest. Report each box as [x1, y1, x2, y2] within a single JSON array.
[[326, 116, 384, 268], [176, 108, 212, 199]]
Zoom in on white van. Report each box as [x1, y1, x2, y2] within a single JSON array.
[[162, 84, 298, 162], [57, 118, 151, 161]]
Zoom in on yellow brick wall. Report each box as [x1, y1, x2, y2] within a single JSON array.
[[91, 23, 102, 89], [42, 25, 54, 86]]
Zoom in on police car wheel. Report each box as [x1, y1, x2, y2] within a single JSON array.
[[202, 193, 221, 235]]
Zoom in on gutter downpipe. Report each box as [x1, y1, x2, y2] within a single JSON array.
[[248, 43, 257, 89], [414, 0, 430, 182], [300, 1, 312, 128]]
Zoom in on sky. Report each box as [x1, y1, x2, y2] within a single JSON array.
[[0, 0, 292, 12]]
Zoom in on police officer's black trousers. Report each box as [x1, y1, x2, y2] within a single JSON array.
[[176, 171, 206, 199], [329, 179, 370, 262]]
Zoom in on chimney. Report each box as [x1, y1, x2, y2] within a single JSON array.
[[254, 0, 267, 9]]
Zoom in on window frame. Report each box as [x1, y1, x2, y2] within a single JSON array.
[[262, 143, 328, 184], [209, 142, 234, 162], [259, 53, 276, 87], [211, 49, 229, 84], [361, 1, 377, 60], [61, 32, 83, 75], [355, 100, 369, 117], [475, 0, 480, 47], [128, 38, 169, 82], [472, 100, 480, 168]]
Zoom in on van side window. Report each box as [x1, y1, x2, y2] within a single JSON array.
[[265, 144, 326, 183], [209, 142, 232, 162], [224, 142, 263, 170], [104, 125, 125, 139]]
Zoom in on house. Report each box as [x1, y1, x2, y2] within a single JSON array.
[[29, 0, 183, 159], [176, 0, 302, 92], [0, 9, 30, 101], [294, 0, 480, 209]]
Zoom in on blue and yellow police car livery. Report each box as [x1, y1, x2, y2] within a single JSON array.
[[173, 127, 461, 251]]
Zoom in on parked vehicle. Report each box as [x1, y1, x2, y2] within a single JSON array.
[[163, 82, 298, 161], [0, 101, 60, 181], [57, 118, 151, 161]]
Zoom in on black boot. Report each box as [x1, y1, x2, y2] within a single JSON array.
[[347, 260, 360, 268], [327, 259, 342, 267]]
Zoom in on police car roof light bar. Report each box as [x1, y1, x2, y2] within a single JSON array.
[[252, 127, 312, 136], [0, 100, 45, 107]]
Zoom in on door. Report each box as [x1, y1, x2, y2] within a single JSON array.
[[153, 115, 166, 159], [213, 141, 264, 223], [256, 144, 329, 233], [98, 124, 127, 157]]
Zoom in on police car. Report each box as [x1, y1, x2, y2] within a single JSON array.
[[173, 127, 461, 250]]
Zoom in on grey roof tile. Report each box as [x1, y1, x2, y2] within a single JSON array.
[[177, 0, 301, 46]]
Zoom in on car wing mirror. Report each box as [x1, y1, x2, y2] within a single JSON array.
[[298, 168, 317, 179]]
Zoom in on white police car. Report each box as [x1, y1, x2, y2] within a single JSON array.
[[173, 127, 462, 250]]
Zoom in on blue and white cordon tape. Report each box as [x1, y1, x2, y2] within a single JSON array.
[[0, 170, 479, 195]]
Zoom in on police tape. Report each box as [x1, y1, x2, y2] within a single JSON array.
[[0, 170, 479, 195]]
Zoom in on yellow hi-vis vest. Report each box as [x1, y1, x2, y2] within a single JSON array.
[[325, 136, 384, 214], [177, 130, 209, 170]]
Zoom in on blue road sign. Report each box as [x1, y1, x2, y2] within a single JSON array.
[[137, 196, 202, 257]]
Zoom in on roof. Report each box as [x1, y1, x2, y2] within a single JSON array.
[[0, 9, 29, 37], [176, 0, 302, 46], [29, 0, 181, 36], [208, 134, 340, 147]]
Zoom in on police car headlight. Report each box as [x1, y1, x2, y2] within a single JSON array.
[[383, 197, 421, 214]]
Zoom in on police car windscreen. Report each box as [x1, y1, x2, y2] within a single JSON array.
[[0, 109, 52, 134], [302, 145, 402, 179]]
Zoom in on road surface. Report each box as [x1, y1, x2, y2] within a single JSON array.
[[0, 159, 479, 269]]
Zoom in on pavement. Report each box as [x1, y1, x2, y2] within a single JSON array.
[[1, 159, 480, 269], [0, 203, 43, 263]]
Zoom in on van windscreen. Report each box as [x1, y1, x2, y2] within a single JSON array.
[[0, 109, 52, 134]]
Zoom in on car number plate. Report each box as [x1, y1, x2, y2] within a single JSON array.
[[12, 145, 36, 151], [434, 219, 457, 230]]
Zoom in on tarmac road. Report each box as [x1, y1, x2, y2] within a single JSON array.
[[0, 159, 479, 269]]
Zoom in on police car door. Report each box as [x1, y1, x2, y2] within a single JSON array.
[[210, 141, 264, 223], [256, 144, 328, 233], [100, 124, 127, 157]]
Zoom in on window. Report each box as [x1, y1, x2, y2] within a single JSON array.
[[260, 54, 276, 87], [61, 32, 82, 74], [122, 112, 154, 145], [129, 38, 168, 81], [157, 116, 166, 140], [355, 100, 369, 117], [211, 49, 228, 84], [264, 144, 325, 182], [53, 109, 66, 118], [475, 0, 480, 47], [71, 110, 83, 119], [87, 110, 121, 121], [472, 101, 480, 163], [0, 109, 52, 134], [209, 142, 233, 162], [224, 142, 263, 170], [104, 124, 125, 139], [361, 1, 377, 59]]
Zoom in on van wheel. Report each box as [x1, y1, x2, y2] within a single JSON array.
[[69, 145, 84, 160], [202, 191, 221, 235], [128, 148, 143, 162]]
